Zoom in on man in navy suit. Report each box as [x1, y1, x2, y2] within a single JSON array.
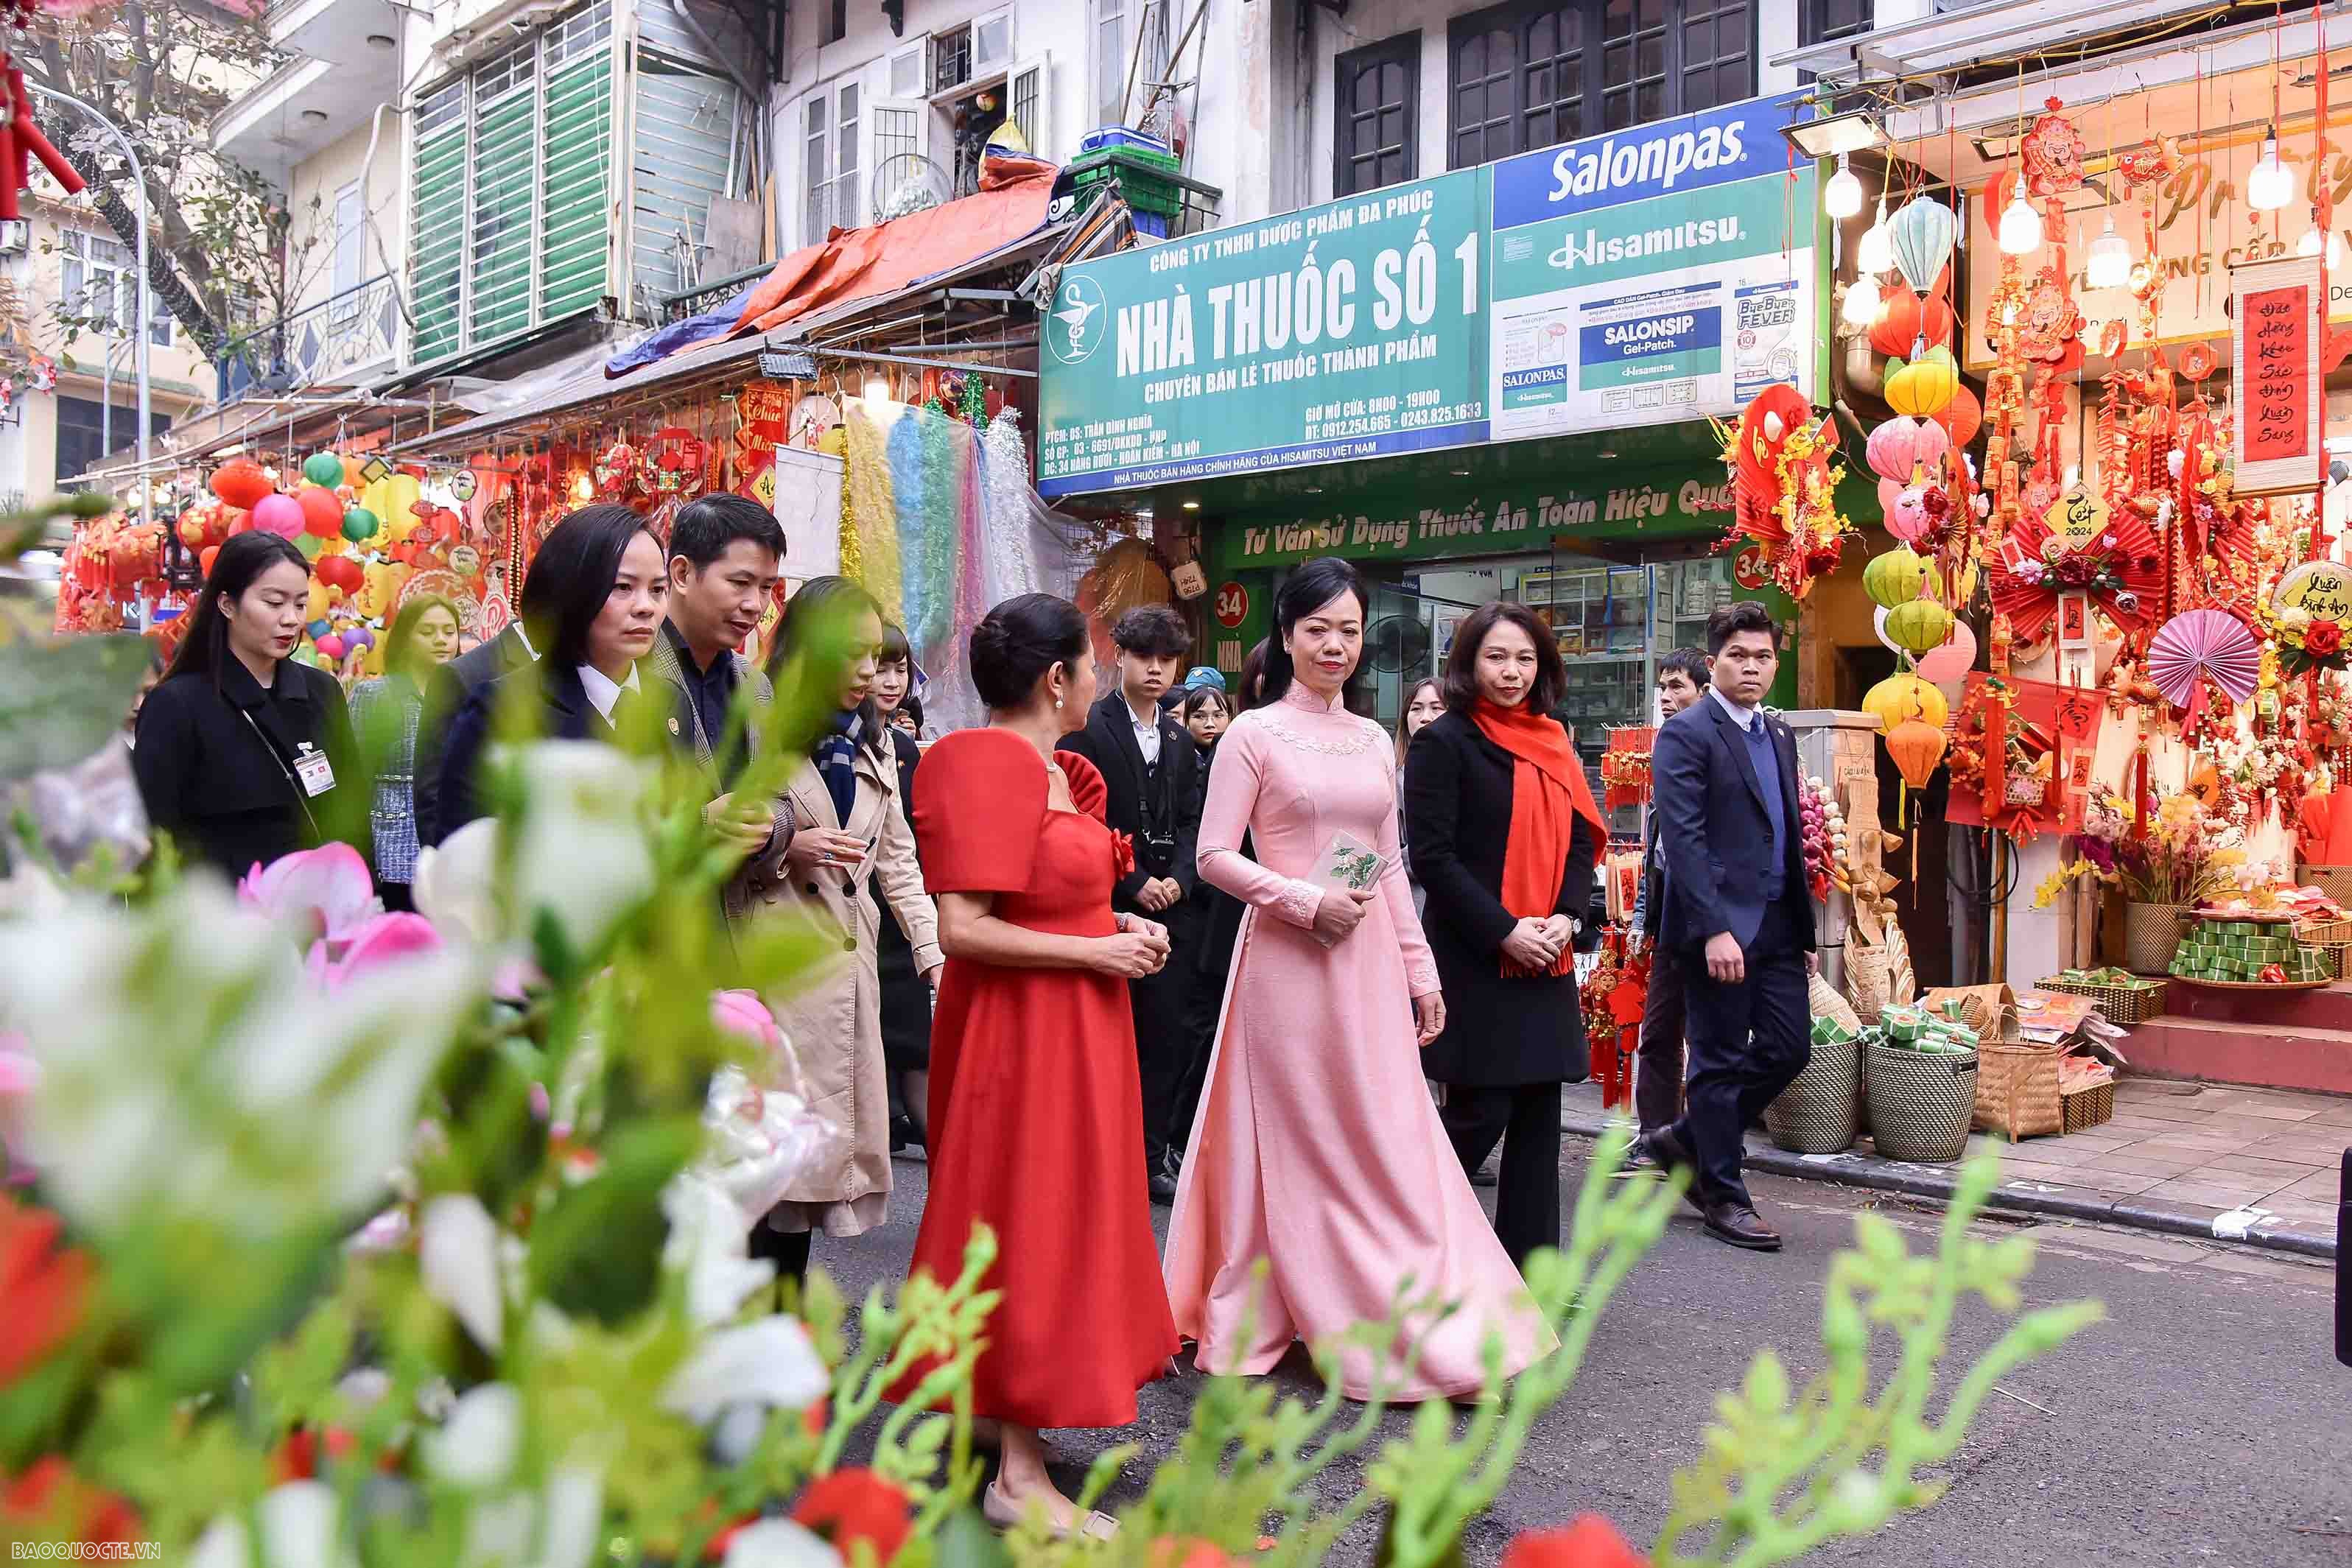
[[1634, 600, 1814, 1250]]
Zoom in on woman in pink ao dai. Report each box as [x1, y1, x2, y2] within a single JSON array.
[[1162, 558, 1553, 1402]]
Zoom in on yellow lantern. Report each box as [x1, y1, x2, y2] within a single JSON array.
[[1884, 347, 1960, 418], [1885, 597, 1956, 658], [1864, 673, 1948, 732], [1863, 546, 1929, 609]]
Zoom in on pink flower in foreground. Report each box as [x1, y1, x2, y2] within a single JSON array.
[[240, 844, 379, 944], [322, 913, 443, 990], [0, 1033, 35, 1187], [712, 990, 784, 1058]]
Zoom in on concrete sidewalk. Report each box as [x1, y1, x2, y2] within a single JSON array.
[[1561, 1076, 2348, 1259]]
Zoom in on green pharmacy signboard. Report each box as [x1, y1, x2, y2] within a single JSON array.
[[1036, 94, 1824, 499]]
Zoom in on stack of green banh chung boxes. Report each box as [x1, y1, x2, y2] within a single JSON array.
[[2169, 915, 2331, 984], [1872, 1001, 1981, 1054]]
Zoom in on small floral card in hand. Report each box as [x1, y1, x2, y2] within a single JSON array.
[[1313, 832, 1384, 893]]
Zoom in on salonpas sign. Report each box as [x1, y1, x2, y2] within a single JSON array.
[[1036, 95, 1820, 498]]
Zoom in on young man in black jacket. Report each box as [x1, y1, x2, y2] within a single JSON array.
[[1059, 604, 1204, 1203]]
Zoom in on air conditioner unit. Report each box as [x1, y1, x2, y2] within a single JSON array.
[[0, 220, 28, 256]]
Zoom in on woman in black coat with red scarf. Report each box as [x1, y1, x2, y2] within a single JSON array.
[[1404, 599, 1600, 1265]]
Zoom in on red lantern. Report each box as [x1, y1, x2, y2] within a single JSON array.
[[296, 485, 345, 538], [1870, 286, 1956, 359], [1932, 382, 1983, 448], [177, 515, 207, 549], [316, 553, 365, 594], [199, 545, 220, 579], [211, 457, 273, 510]]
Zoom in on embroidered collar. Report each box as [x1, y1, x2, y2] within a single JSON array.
[[1279, 682, 1349, 715]]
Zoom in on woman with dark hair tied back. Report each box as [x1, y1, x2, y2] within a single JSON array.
[[1164, 558, 1551, 1404], [1403, 600, 1601, 1265], [894, 592, 1177, 1538], [433, 504, 667, 836], [133, 530, 366, 881], [737, 579, 940, 1290], [349, 594, 460, 909]]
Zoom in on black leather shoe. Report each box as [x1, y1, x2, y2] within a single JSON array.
[[1148, 1168, 1179, 1205], [1630, 1125, 1695, 1173], [1702, 1203, 1783, 1251]]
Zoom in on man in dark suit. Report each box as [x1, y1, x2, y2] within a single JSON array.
[[413, 561, 555, 848], [1059, 602, 1204, 1203], [1636, 601, 1814, 1251], [1626, 647, 1711, 1161]]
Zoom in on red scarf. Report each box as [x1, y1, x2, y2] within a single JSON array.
[[1472, 698, 1604, 978]]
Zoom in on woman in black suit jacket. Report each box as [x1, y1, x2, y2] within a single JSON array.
[[1404, 600, 1600, 1265], [870, 625, 934, 1153], [435, 505, 670, 838]]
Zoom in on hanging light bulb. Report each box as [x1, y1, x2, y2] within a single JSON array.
[[2248, 133, 2294, 211], [2086, 217, 2133, 289], [1824, 153, 1864, 220], [1998, 187, 2043, 255], [1842, 273, 1883, 328], [2300, 208, 2345, 267], [1856, 199, 1893, 275], [2299, 222, 2323, 256]]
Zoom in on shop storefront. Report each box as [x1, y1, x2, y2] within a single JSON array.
[[1036, 91, 1856, 819]]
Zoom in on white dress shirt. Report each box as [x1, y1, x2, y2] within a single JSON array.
[[577, 661, 642, 725], [1708, 683, 1761, 732], [1126, 694, 1162, 766]]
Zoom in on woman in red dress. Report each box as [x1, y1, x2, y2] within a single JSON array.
[[902, 593, 1179, 1534]]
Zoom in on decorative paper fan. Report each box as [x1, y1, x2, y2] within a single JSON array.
[[2146, 609, 2260, 720], [1986, 494, 2165, 643]]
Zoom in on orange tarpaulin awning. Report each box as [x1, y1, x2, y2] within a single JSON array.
[[734, 159, 1057, 337]]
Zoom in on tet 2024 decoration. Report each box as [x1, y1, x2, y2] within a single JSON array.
[[2229, 253, 2323, 498]]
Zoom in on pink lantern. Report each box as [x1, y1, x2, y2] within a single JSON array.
[[250, 492, 306, 539], [315, 633, 347, 662], [1864, 416, 1951, 485], [1916, 619, 1978, 690], [1887, 485, 1932, 543]]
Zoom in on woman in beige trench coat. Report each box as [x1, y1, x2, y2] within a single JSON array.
[[740, 577, 941, 1287]]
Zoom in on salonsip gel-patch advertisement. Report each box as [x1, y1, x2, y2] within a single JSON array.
[[1485, 101, 1819, 441], [1034, 94, 1820, 499]]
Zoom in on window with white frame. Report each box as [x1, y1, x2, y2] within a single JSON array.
[[802, 79, 862, 245], [1091, 0, 1167, 130], [60, 231, 170, 347]]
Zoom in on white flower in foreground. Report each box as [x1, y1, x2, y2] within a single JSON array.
[[246, 1480, 351, 1568], [721, 1519, 844, 1568], [412, 820, 499, 948], [508, 740, 657, 954], [0, 877, 482, 1234], [429, 1382, 523, 1490], [421, 1193, 505, 1353], [661, 1315, 828, 1427], [663, 1173, 778, 1329]]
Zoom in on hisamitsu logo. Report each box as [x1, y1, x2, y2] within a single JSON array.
[[1047, 274, 1108, 365]]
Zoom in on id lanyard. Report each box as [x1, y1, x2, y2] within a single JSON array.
[[239, 704, 328, 843]]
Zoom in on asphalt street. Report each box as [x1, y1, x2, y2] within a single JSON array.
[[816, 1142, 2351, 1567]]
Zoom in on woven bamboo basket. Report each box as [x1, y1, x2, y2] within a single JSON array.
[[1866, 1042, 1979, 1163], [2298, 917, 2352, 947], [1765, 1033, 1862, 1155], [2302, 866, 2352, 906], [2060, 1080, 2116, 1133], [1973, 1040, 2064, 1139], [2033, 975, 2169, 1025], [2322, 943, 2352, 982], [2121, 901, 2188, 977]]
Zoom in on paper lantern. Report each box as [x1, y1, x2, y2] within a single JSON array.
[[1864, 673, 1948, 732], [251, 493, 305, 538], [1886, 718, 1948, 790], [211, 458, 273, 510], [343, 505, 381, 542], [296, 485, 345, 538], [1868, 288, 1956, 359], [1889, 197, 1958, 296], [1885, 597, 1954, 657], [199, 545, 220, 579], [1932, 382, 1982, 449], [177, 515, 207, 549], [316, 553, 365, 594], [302, 451, 346, 489], [1863, 546, 1929, 608], [1916, 619, 1978, 689], [1864, 417, 1950, 485], [294, 533, 326, 561], [1884, 349, 1959, 418]]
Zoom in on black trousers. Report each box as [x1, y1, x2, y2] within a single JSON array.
[[1668, 921, 1811, 1211], [1131, 901, 1198, 1170], [747, 1213, 813, 1292], [1438, 1082, 1562, 1266], [1636, 943, 1689, 1134]]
